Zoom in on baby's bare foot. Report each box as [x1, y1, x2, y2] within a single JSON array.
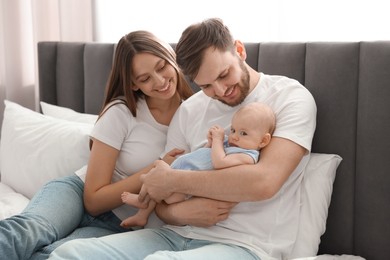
[[121, 192, 148, 208], [120, 215, 147, 228]]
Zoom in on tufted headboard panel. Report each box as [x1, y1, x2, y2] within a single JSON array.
[[38, 41, 390, 260], [38, 42, 115, 114]]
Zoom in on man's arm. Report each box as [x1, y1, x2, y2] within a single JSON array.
[[155, 198, 236, 227], [140, 137, 306, 203]]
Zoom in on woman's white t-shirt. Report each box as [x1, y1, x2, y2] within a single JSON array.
[[76, 98, 166, 228]]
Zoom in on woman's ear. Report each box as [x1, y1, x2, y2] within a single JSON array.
[[234, 40, 247, 60], [131, 85, 139, 91]]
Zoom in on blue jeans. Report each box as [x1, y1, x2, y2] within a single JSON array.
[[0, 175, 127, 260], [49, 227, 260, 260]]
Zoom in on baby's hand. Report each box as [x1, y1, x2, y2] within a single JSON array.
[[205, 130, 213, 147], [209, 125, 225, 141]]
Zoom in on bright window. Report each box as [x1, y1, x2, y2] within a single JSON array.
[[93, 0, 390, 43]]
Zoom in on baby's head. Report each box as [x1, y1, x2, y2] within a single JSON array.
[[228, 102, 276, 151]]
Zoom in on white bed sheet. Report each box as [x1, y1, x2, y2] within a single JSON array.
[[292, 255, 366, 260]]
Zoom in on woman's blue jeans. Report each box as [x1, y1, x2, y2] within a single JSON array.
[[0, 175, 127, 260]]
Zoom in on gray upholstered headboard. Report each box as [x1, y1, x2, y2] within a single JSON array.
[[37, 41, 390, 260], [38, 42, 115, 114]]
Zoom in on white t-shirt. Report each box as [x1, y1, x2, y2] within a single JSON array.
[[76, 98, 166, 228], [164, 73, 317, 259]]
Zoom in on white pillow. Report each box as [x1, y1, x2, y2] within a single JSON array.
[[0, 100, 93, 199], [40, 101, 98, 125], [290, 153, 343, 258], [0, 182, 29, 220]]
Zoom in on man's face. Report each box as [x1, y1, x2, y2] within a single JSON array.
[[193, 47, 250, 107]]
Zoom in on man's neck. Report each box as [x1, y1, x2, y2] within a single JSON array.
[[249, 67, 261, 92]]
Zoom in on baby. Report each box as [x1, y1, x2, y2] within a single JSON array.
[[121, 102, 276, 227]]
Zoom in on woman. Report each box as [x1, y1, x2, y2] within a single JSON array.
[[0, 30, 193, 260]]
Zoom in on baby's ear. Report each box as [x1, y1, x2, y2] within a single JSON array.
[[259, 133, 272, 149]]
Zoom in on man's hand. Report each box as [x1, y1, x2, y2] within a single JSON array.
[[156, 197, 237, 227], [139, 160, 174, 203]]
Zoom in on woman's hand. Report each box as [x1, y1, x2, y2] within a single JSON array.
[[161, 148, 184, 165], [155, 197, 237, 227]]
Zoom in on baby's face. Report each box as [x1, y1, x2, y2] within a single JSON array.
[[228, 116, 267, 150]]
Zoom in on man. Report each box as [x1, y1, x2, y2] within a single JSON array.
[[49, 18, 317, 260]]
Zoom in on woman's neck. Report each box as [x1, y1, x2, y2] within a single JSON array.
[[146, 93, 181, 126]]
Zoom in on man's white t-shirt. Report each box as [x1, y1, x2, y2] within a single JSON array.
[[76, 98, 165, 228], [163, 73, 317, 259]]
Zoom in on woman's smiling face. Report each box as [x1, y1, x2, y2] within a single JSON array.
[[131, 52, 178, 100]]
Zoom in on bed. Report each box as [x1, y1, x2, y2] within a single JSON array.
[[1, 41, 390, 260]]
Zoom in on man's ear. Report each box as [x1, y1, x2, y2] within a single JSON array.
[[234, 40, 247, 60]]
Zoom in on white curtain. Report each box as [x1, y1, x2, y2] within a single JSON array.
[[0, 0, 94, 124]]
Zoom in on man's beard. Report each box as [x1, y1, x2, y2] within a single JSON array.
[[218, 60, 250, 107]]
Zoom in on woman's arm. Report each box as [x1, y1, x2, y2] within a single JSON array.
[[83, 141, 184, 217], [83, 139, 151, 216]]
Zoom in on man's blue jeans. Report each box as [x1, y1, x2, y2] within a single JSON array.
[[49, 227, 260, 260], [0, 175, 127, 260]]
